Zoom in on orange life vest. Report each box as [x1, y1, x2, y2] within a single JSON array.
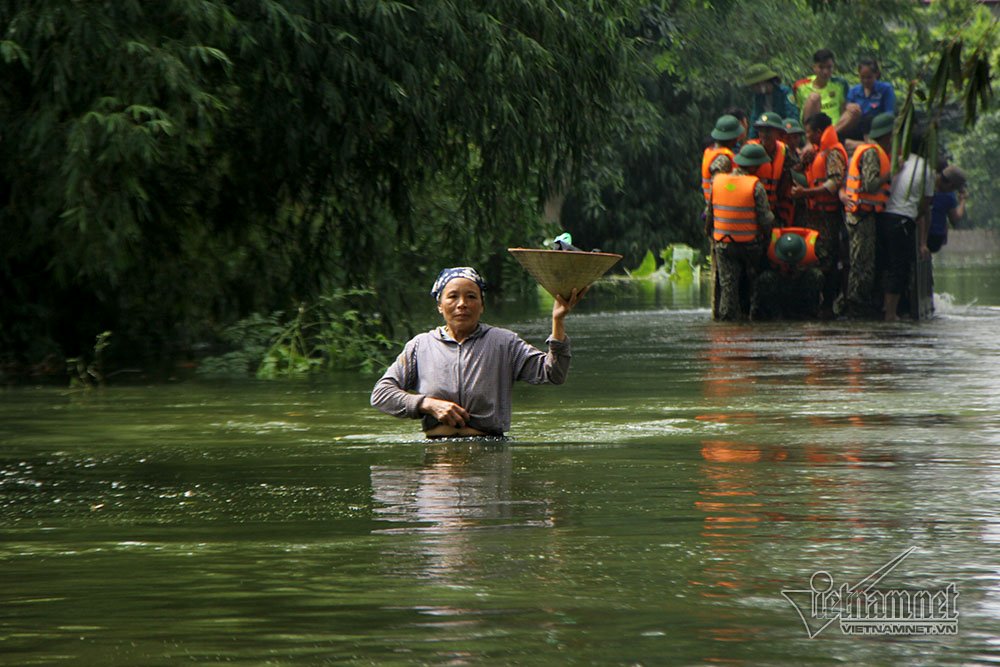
[[805, 125, 848, 212], [701, 145, 735, 202], [711, 173, 761, 243], [776, 190, 796, 227], [843, 144, 891, 213], [747, 139, 787, 208], [767, 226, 820, 270]]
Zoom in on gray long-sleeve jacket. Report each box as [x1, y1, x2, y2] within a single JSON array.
[[370, 324, 571, 435]]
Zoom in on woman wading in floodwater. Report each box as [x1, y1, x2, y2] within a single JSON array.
[[370, 267, 586, 438]]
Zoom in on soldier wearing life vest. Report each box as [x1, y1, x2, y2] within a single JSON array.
[[705, 143, 775, 321], [790, 112, 847, 318], [767, 227, 819, 271], [701, 115, 742, 203], [756, 228, 824, 319], [782, 117, 806, 162], [840, 111, 894, 318], [781, 117, 808, 226], [749, 112, 797, 227]]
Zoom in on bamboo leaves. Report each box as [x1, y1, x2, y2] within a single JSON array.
[[895, 19, 995, 189], [0, 0, 652, 366], [925, 37, 993, 129]]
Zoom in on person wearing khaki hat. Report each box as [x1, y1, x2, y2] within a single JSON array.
[[791, 112, 848, 318], [746, 63, 799, 139], [705, 143, 775, 320], [755, 228, 825, 320], [750, 111, 797, 226], [732, 142, 771, 168], [780, 117, 808, 223], [701, 115, 742, 202], [782, 117, 805, 153], [929, 164, 968, 253], [841, 112, 894, 319]]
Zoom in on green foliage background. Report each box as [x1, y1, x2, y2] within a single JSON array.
[[0, 0, 992, 376]]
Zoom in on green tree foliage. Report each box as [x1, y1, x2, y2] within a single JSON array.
[[949, 110, 1000, 229], [0, 0, 650, 369], [0, 0, 990, 375], [894, 0, 996, 167]]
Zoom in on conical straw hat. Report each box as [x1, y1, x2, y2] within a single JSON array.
[[508, 248, 622, 300]]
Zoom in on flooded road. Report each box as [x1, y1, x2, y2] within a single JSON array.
[[2, 259, 999, 665]]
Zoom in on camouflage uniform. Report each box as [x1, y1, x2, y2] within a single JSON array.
[[754, 265, 825, 320], [844, 147, 883, 318], [706, 167, 775, 321], [802, 149, 846, 312], [709, 153, 733, 177], [702, 153, 734, 224], [771, 142, 799, 226]]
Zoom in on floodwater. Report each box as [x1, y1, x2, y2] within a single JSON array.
[[2, 256, 999, 665]]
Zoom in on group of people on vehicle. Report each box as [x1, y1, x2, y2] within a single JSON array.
[[703, 49, 967, 322]]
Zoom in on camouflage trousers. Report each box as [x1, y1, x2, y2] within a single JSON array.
[[713, 241, 765, 321], [803, 209, 843, 311], [754, 267, 824, 320], [845, 212, 878, 318]]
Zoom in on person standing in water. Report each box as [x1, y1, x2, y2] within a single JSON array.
[[371, 267, 586, 438]]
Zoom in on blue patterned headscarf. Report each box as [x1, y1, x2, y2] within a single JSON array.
[[430, 267, 486, 300]]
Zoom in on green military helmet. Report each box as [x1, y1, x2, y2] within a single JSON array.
[[734, 142, 771, 167], [868, 112, 895, 139], [754, 111, 785, 130], [711, 114, 744, 141], [782, 117, 805, 135], [745, 63, 779, 86], [775, 233, 807, 264]]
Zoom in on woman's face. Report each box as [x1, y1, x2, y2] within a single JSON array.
[[859, 65, 878, 91], [437, 278, 484, 335]]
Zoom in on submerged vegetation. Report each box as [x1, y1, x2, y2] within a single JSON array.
[[0, 0, 994, 379]]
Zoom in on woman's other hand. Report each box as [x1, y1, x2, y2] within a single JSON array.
[[419, 396, 471, 428]]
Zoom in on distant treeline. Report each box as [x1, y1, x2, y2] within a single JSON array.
[[0, 0, 990, 374]]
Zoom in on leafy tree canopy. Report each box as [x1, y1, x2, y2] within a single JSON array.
[[0, 0, 650, 367]]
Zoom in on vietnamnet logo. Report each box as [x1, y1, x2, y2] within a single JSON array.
[[781, 547, 959, 638]]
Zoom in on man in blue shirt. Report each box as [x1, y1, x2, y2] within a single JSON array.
[[929, 165, 968, 253]]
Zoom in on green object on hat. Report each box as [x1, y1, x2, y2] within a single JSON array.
[[754, 111, 784, 130], [775, 233, 807, 264], [782, 117, 805, 135], [711, 114, 743, 141], [734, 143, 771, 167], [745, 63, 779, 86], [868, 112, 895, 139]]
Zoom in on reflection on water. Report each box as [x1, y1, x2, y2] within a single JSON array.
[[372, 444, 524, 535], [1, 263, 1000, 664], [371, 443, 554, 594]]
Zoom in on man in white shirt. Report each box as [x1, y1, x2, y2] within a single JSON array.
[[878, 152, 934, 321]]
